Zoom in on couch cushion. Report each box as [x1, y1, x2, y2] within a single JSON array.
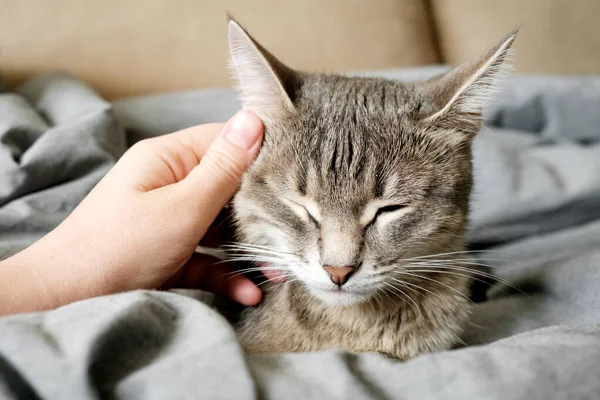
[[0, 0, 439, 99], [431, 0, 600, 74]]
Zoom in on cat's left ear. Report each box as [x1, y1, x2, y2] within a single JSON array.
[[228, 17, 298, 123], [418, 31, 517, 136]]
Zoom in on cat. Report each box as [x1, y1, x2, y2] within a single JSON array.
[[221, 18, 516, 360]]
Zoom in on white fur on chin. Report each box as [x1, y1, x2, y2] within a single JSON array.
[[308, 286, 369, 307]]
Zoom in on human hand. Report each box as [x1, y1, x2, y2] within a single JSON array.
[[0, 111, 264, 315]]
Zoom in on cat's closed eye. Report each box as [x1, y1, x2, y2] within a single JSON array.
[[282, 198, 320, 227], [365, 204, 410, 228], [305, 207, 319, 227], [374, 204, 407, 218]]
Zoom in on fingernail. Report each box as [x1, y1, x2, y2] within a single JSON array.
[[224, 111, 263, 151]]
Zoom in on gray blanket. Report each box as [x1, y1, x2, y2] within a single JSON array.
[[1, 70, 600, 399]]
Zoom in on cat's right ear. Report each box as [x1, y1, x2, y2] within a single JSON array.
[[228, 18, 297, 122], [416, 31, 517, 138]]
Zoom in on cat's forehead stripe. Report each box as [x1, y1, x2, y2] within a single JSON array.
[[374, 162, 387, 199], [297, 162, 308, 195]]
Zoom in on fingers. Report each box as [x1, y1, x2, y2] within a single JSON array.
[[179, 111, 264, 234], [175, 254, 262, 306], [222, 274, 263, 306], [151, 123, 226, 166], [106, 123, 227, 191]]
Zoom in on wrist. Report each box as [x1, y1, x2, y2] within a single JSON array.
[[33, 221, 121, 304], [0, 222, 117, 316], [0, 247, 60, 315]]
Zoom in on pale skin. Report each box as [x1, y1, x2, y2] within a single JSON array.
[[0, 111, 267, 317]]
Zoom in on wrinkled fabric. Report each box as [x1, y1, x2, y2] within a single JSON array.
[[1, 70, 600, 399]]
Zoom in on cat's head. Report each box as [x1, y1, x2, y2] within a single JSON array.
[[229, 19, 515, 306]]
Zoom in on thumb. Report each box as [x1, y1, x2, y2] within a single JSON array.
[[179, 111, 264, 232]]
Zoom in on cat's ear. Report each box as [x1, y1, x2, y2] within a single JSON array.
[[419, 31, 517, 136], [228, 18, 297, 122]]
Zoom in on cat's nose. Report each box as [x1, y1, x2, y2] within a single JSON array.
[[323, 265, 355, 286]]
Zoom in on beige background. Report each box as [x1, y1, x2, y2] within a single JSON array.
[[0, 0, 438, 99], [431, 0, 600, 75], [1, 0, 598, 99]]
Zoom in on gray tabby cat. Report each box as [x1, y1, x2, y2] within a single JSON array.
[[225, 19, 516, 360]]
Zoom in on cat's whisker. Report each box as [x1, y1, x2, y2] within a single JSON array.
[[387, 277, 452, 308], [467, 320, 490, 331], [223, 242, 297, 256], [195, 245, 296, 263], [395, 283, 426, 310], [217, 247, 301, 260], [194, 246, 229, 260], [214, 257, 290, 265], [409, 260, 507, 276], [407, 250, 500, 259], [377, 285, 399, 309], [412, 259, 513, 267], [380, 281, 423, 320], [407, 264, 529, 297], [223, 266, 295, 278], [223, 246, 290, 256], [393, 271, 476, 305], [373, 248, 507, 268], [402, 268, 517, 298], [222, 252, 294, 262], [410, 258, 515, 268], [203, 211, 235, 239], [255, 275, 298, 288], [382, 255, 523, 273], [408, 260, 519, 283], [222, 252, 301, 264], [220, 254, 297, 264], [391, 281, 434, 314], [217, 255, 291, 262], [373, 287, 387, 308], [412, 264, 503, 281], [406, 268, 491, 284], [409, 260, 502, 275], [405, 249, 523, 261], [422, 257, 511, 262], [454, 336, 468, 347]]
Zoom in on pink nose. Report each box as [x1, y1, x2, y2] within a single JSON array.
[[323, 265, 356, 286]]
